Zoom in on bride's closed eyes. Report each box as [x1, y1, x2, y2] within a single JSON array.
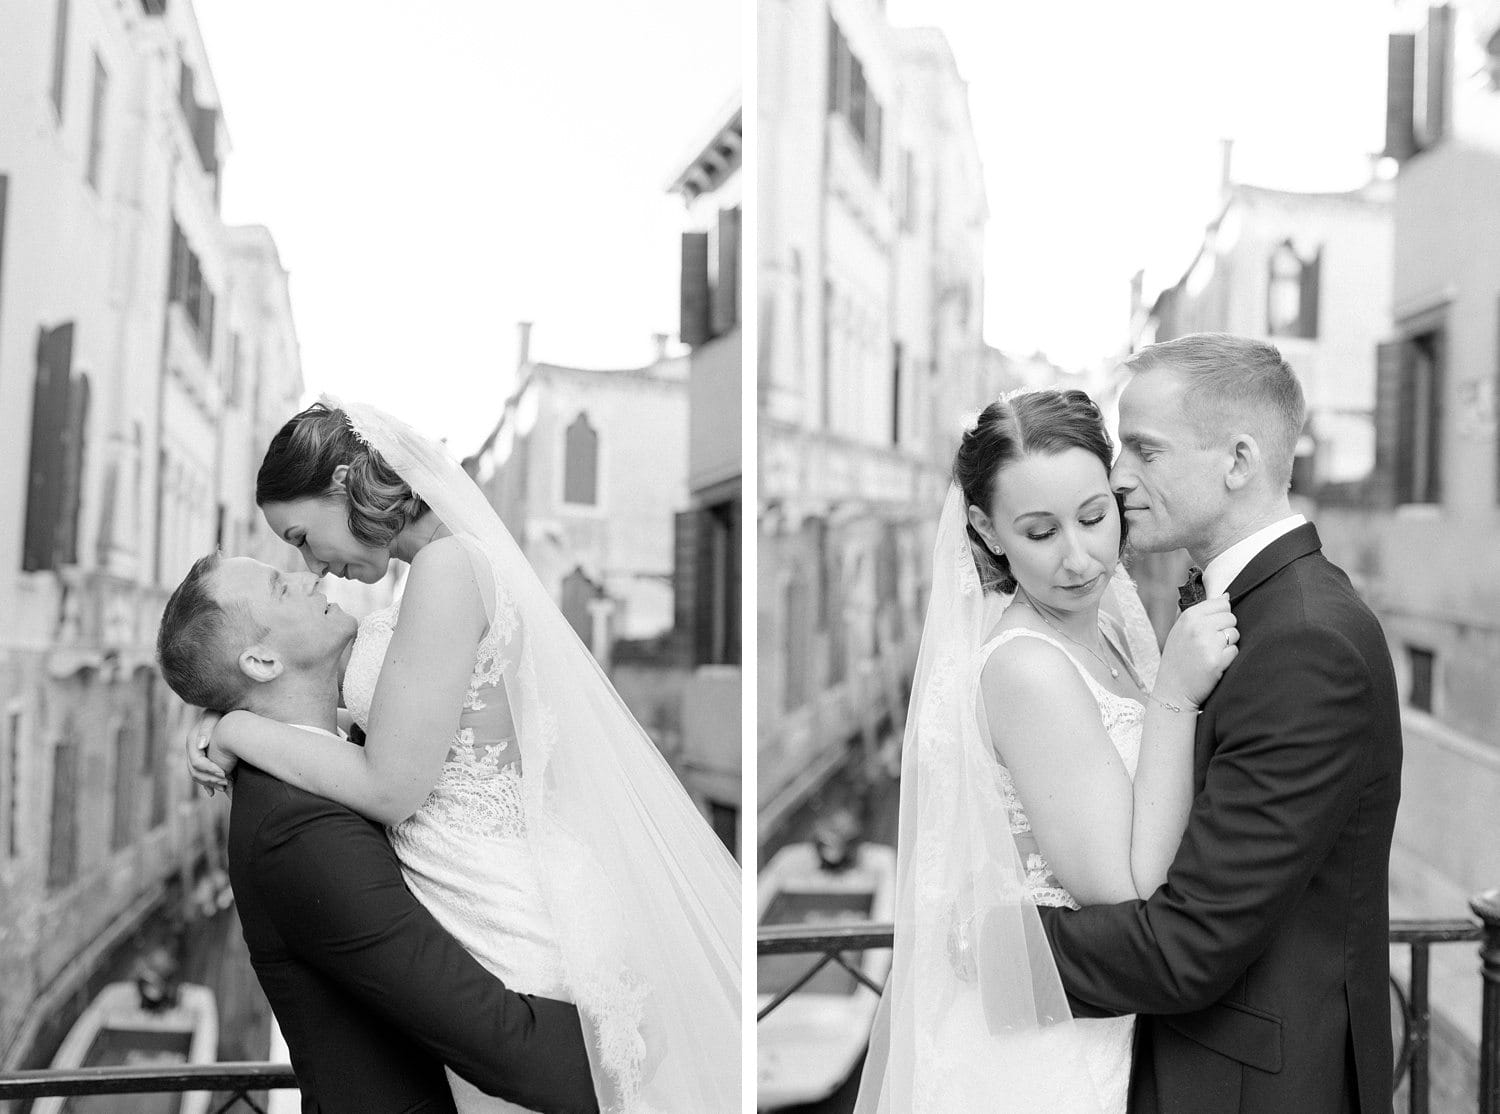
[[1025, 513, 1107, 542]]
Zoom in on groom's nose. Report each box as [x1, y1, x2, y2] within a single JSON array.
[[1110, 459, 1137, 494]]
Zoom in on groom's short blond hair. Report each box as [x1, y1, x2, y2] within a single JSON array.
[[1123, 333, 1306, 489], [157, 554, 265, 713]]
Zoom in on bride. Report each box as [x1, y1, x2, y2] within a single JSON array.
[[188, 397, 739, 1113], [853, 389, 1237, 1113]]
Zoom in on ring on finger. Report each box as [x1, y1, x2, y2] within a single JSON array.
[[1224, 629, 1233, 646]]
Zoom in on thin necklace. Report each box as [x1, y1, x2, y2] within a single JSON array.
[[1016, 592, 1141, 688]]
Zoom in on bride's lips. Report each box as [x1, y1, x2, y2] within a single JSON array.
[[1059, 573, 1104, 594]]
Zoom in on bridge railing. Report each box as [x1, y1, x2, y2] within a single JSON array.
[[758, 889, 1500, 1114]]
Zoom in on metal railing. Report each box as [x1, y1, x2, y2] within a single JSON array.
[[0, 1061, 297, 1113], [758, 890, 1500, 1114]]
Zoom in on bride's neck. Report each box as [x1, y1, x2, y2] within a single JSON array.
[[390, 510, 449, 562], [1015, 588, 1100, 644]]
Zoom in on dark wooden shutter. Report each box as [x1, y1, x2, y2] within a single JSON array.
[[1427, 328, 1445, 503], [891, 341, 903, 445], [723, 498, 741, 666], [24, 323, 75, 571], [1372, 339, 1404, 508], [712, 206, 740, 337], [694, 507, 717, 667], [55, 371, 89, 566], [1424, 6, 1454, 146], [826, 12, 842, 115], [47, 739, 78, 891], [50, 0, 69, 118], [673, 509, 699, 664], [1396, 340, 1419, 504], [1385, 33, 1417, 159], [680, 231, 711, 348], [1299, 249, 1322, 339]]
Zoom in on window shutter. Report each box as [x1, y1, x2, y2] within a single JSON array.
[[1396, 340, 1419, 504], [1385, 33, 1417, 159], [673, 509, 699, 664], [23, 323, 75, 571], [1299, 249, 1322, 339], [55, 372, 89, 566], [47, 739, 78, 891], [680, 231, 711, 348], [1372, 339, 1404, 508], [723, 499, 741, 666], [694, 507, 716, 667], [1427, 328, 1445, 503], [1423, 6, 1454, 147], [827, 12, 841, 114], [50, 0, 69, 119], [712, 207, 740, 337]]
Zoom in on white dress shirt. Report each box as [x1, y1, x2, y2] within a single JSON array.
[[1202, 514, 1308, 597]]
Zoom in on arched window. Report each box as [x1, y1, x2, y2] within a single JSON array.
[[562, 412, 598, 506]]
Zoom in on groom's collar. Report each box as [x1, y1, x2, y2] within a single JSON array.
[[1202, 514, 1306, 597], [1225, 521, 1323, 604]]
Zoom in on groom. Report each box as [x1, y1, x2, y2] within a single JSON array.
[[1038, 334, 1402, 1113], [157, 554, 599, 1114]]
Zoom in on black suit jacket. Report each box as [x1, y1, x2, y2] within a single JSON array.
[[227, 762, 600, 1114], [1040, 525, 1402, 1114]]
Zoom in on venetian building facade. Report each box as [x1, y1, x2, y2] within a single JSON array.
[[757, 0, 987, 842], [1133, 154, 1393, 628], [467, 330, 689, 665], [0, 0, 301, 1065], [1310, 4, 1500, 1088], [668, 101, 744, 854]]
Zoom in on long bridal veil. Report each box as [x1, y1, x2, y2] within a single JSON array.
[[853, 484, 1153, 1114], [328, 396, 740, 1114]]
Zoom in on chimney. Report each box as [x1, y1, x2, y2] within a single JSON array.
[[652, 332, 670, 362], [516, 321, 533, 371], [1129, 269, 1144, 318], [1219, 137, 1235, 194]]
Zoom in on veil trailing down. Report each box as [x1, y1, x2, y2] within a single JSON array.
[[327, 396, 740, 1114], [853, 484, 1159, 1114]]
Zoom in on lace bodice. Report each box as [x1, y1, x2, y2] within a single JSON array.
[[973, 625, 1144, 910], [342, 594, 524, 841], [342, 575, 568, 1114]]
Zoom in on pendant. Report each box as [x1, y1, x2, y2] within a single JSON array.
[[1109, 667, 1119, 679]]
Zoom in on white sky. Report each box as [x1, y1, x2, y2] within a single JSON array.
[[885, 0, 1394, 370], [194, 1, 739, 453]]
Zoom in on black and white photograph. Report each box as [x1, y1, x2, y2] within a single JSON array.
[[755, 2, 1500, 1113], [0, 1, 740, 1111]]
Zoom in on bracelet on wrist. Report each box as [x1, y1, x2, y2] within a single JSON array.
[[1148, 690, 1201, 714]]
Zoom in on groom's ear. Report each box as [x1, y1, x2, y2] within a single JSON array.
[[328, 463, 350, 493], [1224, 432, 1262, 491], [237, 644, 285, 685]]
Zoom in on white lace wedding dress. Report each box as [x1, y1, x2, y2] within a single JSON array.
[[942, 622, 1140, 1113], [342, 550, 567, 1114]]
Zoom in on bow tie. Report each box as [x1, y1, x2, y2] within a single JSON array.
[[1178, 566, 1207, 611]]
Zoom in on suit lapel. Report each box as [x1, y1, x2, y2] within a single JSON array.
[[1225, 522, 1322, 604], [1191, 523, 1324, 782]]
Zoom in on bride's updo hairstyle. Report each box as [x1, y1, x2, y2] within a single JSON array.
[[952, 388, 1121, 594], [256, 403, 428, 548]]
